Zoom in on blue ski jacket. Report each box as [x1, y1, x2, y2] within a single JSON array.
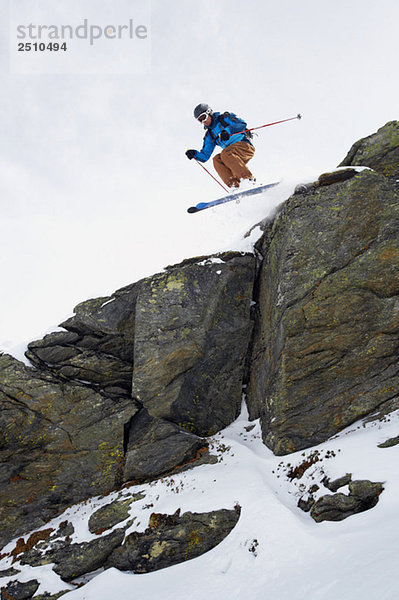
[[194, 111, 253, 163]]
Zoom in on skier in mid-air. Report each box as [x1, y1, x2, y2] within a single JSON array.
[[185, 103, 255, 189]]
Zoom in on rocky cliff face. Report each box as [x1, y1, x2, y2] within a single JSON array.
[[1, 121, 398, 552], [0, 253, 254, 548], [247, 166, 399, 454]]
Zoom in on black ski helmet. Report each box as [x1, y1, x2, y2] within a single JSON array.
[[193, 103, 213, 120]]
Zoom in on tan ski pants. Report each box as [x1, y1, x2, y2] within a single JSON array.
[[213, 141, 255, 188]]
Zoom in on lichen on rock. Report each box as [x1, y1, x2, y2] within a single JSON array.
[[339, 120, 399, 180], [105, 507, 241, 573], [131, 253, 255, 436], [247, 166, 399, 454]]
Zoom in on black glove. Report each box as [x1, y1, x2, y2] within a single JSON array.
[[220, 130, 230, 141], [186, 149, 197, 160]]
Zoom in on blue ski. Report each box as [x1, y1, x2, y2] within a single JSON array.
[[187, 182, 279, 213]]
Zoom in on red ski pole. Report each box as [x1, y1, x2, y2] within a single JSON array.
[[194, 158, 229, 193], [238, 113, 302, 135]]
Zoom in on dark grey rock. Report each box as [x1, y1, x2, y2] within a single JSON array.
[[26, 347, 133, 392], [132, 253, 255, 436], [26, 280, 143, 391], [59, 284, 140, 352], [1, 579, 39, 600], [363, 398, 399, 423], [247, 167, 399, 454], [88, 495, 144, 534], [20, 525, 127, 578], [323, 473, 352, 492], [349, 480, 383, 506], [51, 527, 125, 581], [0, 568, 20, 577], [123, 409, 207, 483], [339, 120, 399, 180], [0, 353, 139, 549], [20, 543, 65, 569], [55, 521, 75, 539], [106, 507, 240, 573], [378, 435, 399, 448], [310, 493, 362, 522], [297, 495, 315, 512], [28, 331, 80, 348], [310, 479, 383, 522]]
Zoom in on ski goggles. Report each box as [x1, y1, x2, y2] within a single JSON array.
[[197, 112, 209, 122]]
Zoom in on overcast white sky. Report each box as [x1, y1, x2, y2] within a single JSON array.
[[1, 0, 398, 351]]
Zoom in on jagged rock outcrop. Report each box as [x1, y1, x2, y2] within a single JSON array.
[[0, 354, 139, 549], [248, 163, 399, 454], [26, 280, 142, 396], [1, 252, 254, 548], [378, 435, 399, 448], [105, 507, 241, 573], [310, 480, 383, 522], [88, 494, 143, 534], [131, 254, 255, 435], [20, 526, 127, 581], [323, 473, 352, 492], [123, 409, 208, 483], [25, 252, 255, 437], [339, 121, 399, 180], [297, 473, 384, 521], [1, 506, 240, 591], [0, 579, 39, 600]]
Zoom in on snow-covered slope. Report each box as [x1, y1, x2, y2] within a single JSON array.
[[1, 402, 398, 600]]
